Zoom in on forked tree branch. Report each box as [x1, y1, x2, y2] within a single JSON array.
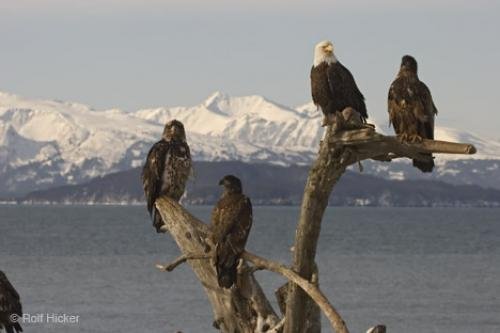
[[154, 247, 348, 332], [155, 196, 350, 332], [283, 123, 477, 333], [242, 251, 348, 333]]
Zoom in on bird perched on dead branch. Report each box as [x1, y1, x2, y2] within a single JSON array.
[[311, 40, 368, 126], [0, 271, 23, 333], [142, 120, 192, 232], [388, 55, 438, 172], [210, 175, 253, 289]]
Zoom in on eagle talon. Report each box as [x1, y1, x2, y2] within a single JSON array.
[[397, 133, 409, 143], [409, 134, 423, 143]]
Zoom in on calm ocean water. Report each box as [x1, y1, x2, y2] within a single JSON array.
[[0, 206, 499, 333]]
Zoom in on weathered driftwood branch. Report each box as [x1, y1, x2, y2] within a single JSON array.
[[283, 124, 477, 333], [276, 272, 320, 333], [156, 253, 211, 272], [155, 197, 350, 333], [242, 251, 347, 333], [328, 127, 476, 161], [156, 197, 279, 333], [269, 318, 286, 333]]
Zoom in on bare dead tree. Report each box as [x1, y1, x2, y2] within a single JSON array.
[[155, 121, 476, 333], [155, 198, 348, 333], [283, 124, 475, 333]]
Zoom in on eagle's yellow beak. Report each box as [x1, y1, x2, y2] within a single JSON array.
[[324, 44, 334, 53]]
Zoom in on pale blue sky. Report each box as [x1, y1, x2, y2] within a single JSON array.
[[1, 0, 499, 137]]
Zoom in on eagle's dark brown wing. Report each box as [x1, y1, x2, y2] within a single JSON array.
[[141, 140, 170, 216], [0, 271, 23, 333], [327, 61, 368, 121], [210, 194, 253, 288], [419, 81, 438, 140]]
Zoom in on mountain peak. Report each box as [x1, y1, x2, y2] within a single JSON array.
[[204, 91, 229, 107]]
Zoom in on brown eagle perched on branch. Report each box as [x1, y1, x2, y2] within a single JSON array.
[[211, 175, 253, 289], [0, 271, 23, 333], [388, 55, 438, 172], [142, 120, 192, 233], [311, 40, 368, 126]]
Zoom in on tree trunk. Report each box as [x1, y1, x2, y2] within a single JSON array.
[[284, 126, 353, 333]]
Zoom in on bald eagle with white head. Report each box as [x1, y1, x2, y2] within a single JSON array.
[[0, 270, 23, 333], [311, 40, 368, 126], [142, 120, 192, 232]]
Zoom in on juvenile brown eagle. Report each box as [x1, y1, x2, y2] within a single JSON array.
[[210, 175, 253, 289], [0, 271, 23, 333], [388, 55, 438, 172], [142, 120, 192, 232], [311, 40, 368, 126]]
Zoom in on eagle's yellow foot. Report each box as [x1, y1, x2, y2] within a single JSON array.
[[397, 133, 410, 143], [409, 134, 423, 143]]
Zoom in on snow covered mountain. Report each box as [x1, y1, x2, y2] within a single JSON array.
[[133, 92, 323, 150], [1, 91, 499, 196], [0, 91, 320, 195]]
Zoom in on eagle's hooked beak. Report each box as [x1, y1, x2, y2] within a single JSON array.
[[324, 44, 333, 53], [171, 126, 179, 135]]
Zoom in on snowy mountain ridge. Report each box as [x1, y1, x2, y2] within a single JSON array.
[[133, 91, 323, 149], [1, 90, 499, 195]]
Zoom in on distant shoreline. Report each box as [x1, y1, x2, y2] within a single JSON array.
[[1, 201, 499, 208]]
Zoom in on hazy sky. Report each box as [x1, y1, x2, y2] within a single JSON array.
[[1, 0, 499, 137]]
